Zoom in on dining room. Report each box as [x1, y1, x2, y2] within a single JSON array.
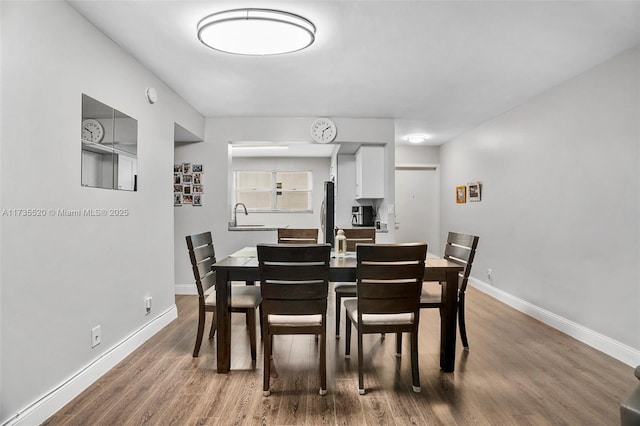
[[1, 1, 639, 425]]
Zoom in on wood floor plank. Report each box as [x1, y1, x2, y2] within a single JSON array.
[[44, 289, 637, 425]]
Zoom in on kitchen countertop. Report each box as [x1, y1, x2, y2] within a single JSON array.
[[228, 224, 284, 231]]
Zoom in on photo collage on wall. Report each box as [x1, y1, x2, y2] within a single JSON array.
[[174, 163, 203, 206]]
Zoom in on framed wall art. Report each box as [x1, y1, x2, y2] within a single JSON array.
[[456, 185, 467, 204], [468, 182, 481, 202]]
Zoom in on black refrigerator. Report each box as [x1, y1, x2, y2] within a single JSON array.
[[321, 181, 335, 246]]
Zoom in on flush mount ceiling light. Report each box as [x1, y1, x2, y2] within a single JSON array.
[[197, 8, 316, 55], [405, 134, 430, 144]]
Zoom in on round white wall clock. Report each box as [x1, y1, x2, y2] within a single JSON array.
[[310, 118, 337, 144], [82, 119, 105, 143]]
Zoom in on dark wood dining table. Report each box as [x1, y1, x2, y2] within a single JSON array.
[[213, 247, 464, 374]]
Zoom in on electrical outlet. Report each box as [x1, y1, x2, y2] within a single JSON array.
[[144, 296, 153, 314], [487, 268, 493, 282], [91, 325, 101, 348]]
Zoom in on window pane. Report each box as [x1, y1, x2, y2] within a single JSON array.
[[237, 191, 271, 209], [277, 191, 311, 210], [276, 171, 311, 191], [237, 171, 271, 190]]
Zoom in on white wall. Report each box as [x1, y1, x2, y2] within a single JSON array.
[[0, 0, 3, 414], [0, 1, 204, 422], [395, 145, 440, 165], [336, 155, 356, 228], [440, 47, 640, 354], [174, 117, 395, 291]]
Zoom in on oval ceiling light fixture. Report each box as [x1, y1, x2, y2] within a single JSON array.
[[405, 134, 430, 144], [197, 8, 316, 56]]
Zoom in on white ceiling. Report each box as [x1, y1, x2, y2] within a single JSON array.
[[68, 0, 639, 147]]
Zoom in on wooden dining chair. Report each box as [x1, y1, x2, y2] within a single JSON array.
[[186, 232, 262, 358], [277, 228, 319, 244], [334, 228, 376, 339], [257, 243, 331, 397], [345, 243, 427, 395], [420, 232, 479, 350]]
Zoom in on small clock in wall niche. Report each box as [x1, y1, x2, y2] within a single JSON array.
[[82, 119, 104, 143], [310, 118, 337, 144]]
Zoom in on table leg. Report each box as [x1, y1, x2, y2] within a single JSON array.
[[440, 270, 458, 372], [216, 269, 231, 373]]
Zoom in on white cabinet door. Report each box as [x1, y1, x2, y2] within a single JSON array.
[[117, 154, 137, 191], [355, 146, 384, 199]]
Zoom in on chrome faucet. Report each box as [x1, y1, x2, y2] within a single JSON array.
[[232, 202, 248, 227]]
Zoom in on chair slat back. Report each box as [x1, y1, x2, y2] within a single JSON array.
[[356, 243, 427, 315], [277, 228, 319, 244], [258, 243, 331, 315], [443, 232, 479, 293], [186, 232, 216, 297], [340, 228, 376, 251]]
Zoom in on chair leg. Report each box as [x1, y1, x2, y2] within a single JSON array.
[[263, 328, 271, 396], [258, 305, 264, 340], [395, 333, 402, 357], [247, 309, 257, 361], [208, 310, 216, 339], [411, 327, 421, 393], [319, 325, 327, 396], [358, 329, 365, 395], [335, 293, 342, 339], [458, 295, 469, 350], [345, 316, 352, 358], [193, 304, 206, 357]]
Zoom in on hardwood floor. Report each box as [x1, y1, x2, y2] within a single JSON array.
[[44, 286, 637, 425]]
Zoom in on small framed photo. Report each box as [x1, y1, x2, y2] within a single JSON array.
[[182, 174, 192, 184], [193, 185, 203, 193], [174, 184, 183, 192], [182, 163, 191, 174], [174, 164, 182, 173], [192, 164, 203, 173], [456, 186, 467, 204], [183, 194, 193, 204], [192, 173, 202, 185], [173, 173, 182, 185], [174, 192, 182, 206], [193, 194, 202, 206], [468, 182, 481, 202], [183, 185, 192, 195]]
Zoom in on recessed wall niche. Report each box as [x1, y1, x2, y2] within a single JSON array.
[[81, 94, 138, 191]]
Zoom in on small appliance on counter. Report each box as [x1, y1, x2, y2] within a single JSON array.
[[351, 205, 375, 227]]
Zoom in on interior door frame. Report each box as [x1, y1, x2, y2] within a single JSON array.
[[395, 163, 440, 254]]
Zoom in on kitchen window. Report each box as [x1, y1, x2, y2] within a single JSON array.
[[234, 170, 312, 212]]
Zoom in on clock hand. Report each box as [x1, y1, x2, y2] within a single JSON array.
[[84, 127, 93, 137]]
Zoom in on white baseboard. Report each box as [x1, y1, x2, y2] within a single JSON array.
[[469, 277, 640, 367], [3, 305, 178, 426], [175, 283, 197, 295]]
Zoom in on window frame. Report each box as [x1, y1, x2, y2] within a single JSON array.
[[234, 170, 313, 213]]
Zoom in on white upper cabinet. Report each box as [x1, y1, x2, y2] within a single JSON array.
[[355, 146, 384, 199]]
